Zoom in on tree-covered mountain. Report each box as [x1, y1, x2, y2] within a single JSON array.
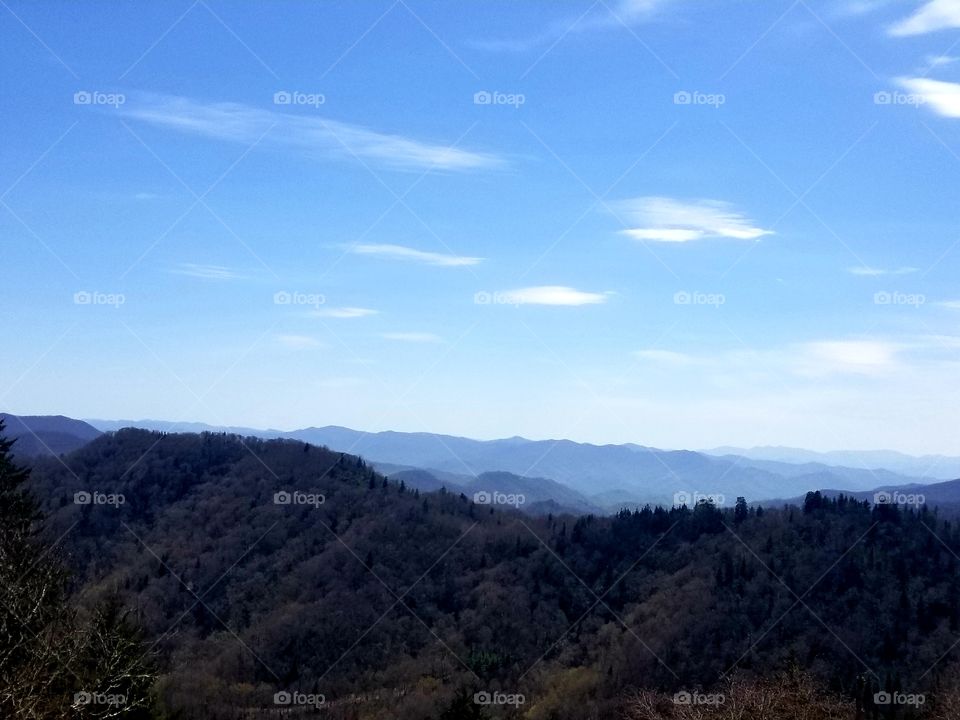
[[776, 477, 960, 510], [85, 418, 936, 507], [18, 428, 960, 718], [382, 466, 604, 515], [1, 413, 102, 458]]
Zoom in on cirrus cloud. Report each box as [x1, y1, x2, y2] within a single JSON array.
[[122, 94, 504, 172], [382, 332, 442, 343], [617, 197, 773, 243], [313, 307, 379, 319], [848, 265, 918, 276], [171, 263, 246, 280], [496, 285, 610, 306], [797, 340, 900, 376], [890, 0, 960, 36], [348, 243, 482, 267]]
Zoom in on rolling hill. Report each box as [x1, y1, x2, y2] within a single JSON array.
[[775, 477, 960, 510], [0, 413, 102, 458]]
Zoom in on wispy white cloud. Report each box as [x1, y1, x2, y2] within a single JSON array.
[[848, 265, 918, 276], [134, 192, 159, 200], [924, 54, 959, 70], [634, 349, 697, 365], [796, 340, 900, 376], [632, 338, 904, 378], [617, 197, 773, 243], [276, 334, 321, 349], [313, 307, 379, 319], [122, 94, 504, 172], [495, 285, 609, 306], [897, 77, 960, 117], [936, 300, 960, 309], [348, 243, 482, 267], [890, 0, 960, 36], [589, 0, 677, 28], [840, 0, 896, 17], [472, 0, 677, 51], [382, 332, 442, 343], [171, 263, 246, 281]]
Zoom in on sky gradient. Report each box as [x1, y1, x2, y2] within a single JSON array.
[[2, 0, 959, 454]]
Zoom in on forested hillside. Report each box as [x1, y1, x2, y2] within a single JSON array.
[[0, 413, 102, 458], [13, 428, 960, 718]]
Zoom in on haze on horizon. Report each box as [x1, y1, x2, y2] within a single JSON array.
[[3, 0, 960, 456]]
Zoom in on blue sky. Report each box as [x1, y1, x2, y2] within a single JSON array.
[[2, 0, 959, 454]]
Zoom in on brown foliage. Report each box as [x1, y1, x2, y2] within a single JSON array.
[[624, 668, 854, 720]]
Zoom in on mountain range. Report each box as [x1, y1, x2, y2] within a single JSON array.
[[704, 445, 960, 481], [84, 417, 957, 511], [5, 413, 956, 514]]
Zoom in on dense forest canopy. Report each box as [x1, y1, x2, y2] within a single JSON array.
[[4, 426, 960, 718]]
